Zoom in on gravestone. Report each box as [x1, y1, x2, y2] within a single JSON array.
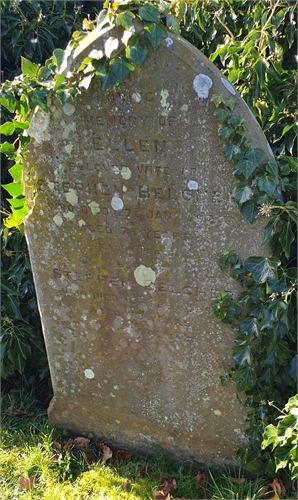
[[24, 26, 273, 466]]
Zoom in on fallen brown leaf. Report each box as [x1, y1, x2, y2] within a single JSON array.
[[99, 444, 113, 465], [18, 476, 36, 491], [153, 492, 170, 500], [160, 476, 177, 496], [260, 478, 286, 499], [116, 449, 132, 461], [73, 437, 90, 449], [53, 441, 62, 450], [229, 477, 247, 484], [196, 469, 209, 486]]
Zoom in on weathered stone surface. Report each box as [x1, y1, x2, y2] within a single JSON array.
[[24, 28, 272, 466]]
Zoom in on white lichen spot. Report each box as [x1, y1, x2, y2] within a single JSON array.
[[27, 108, 50, 144], [120, 166, 131, 180], [65, 189, 78, 206], [62, 121, 76, 139], [132, 92, 141, 103], [221, 77, 236, 95], [88, 201, 100, 215], [115, 419, 120, 424], [188, 180, 198, 190], [165, 37, 173, 47], [64, 211, 75, 220], [47, 181, 55, 190], [65, 143, 73, 155], [214, 409, 222, 416], [193, 74, 213, 99], [62, 103, 75, 116], [112, 166, 120, 175], [122, 186, 127, 193], [134, 265, 156, 287], [78, 219, 86, 227], [160, 89, 169, 112], [180, 104, 188, 112], [84, 368, 95, 379], [53, 215, 63, 226], [111, 196, 124, 211]]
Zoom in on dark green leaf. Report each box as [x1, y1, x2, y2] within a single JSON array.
[[233, 344, 253, 366], [243, 256, 281, 283], [265, 159, 278, 176], [97, 67, 118, 91], [110, 58, 134, 84], [54, 74, 67, 91], [278, 222, 295, 259], [126, 40, 148, 66], [218, 125, 234, 141], [256, 172, 279, 195], [239, 317, 260, 339], [240, 201, 259, 223], [262, 215, 279, 246], [227, 115, 242, 128], [214, 107, 231, 123], [232, 366, 257, 392], [232, 184, 255, 205], [144, 23, 167, 51], [235, 159, 258, 179], [139, 4, 160, 23]]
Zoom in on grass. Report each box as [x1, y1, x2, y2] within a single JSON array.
[[0, 381, 295, 499]]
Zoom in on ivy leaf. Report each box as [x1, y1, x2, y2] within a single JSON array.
[[96, 9, 110, 30], [239, 317, 260, 339], [116, 11, 135, 30], [21, 56, 39, 77], [139, 4, 160, 23], [53, 49, 68, 70], [218, 125, 234, 141], [262, 215, 279, 246], [8, 163, 23, 183], [227, 115, 242, 129], [104, 37, 119, 59], [231, 366, 257, 391], [246, 148, 264, 164], [110, 58, 134, 84], [243, 256, 281, 283], [126, 39, 148, 66], [265, 159, 278, 176], [278, 222, 295, 259], [256, 172, 279, 195], [222, 143, 241, 160], [239, 201, 259, 223], [2, 182, 23, 197], [235, 158, 258, 179], [0, 121, 15, 136], [0, 97, 17, 113], [144, 23, 167, 50], [54, 74, 67, 91], [214, 107, 231, 123], [261, 424, 278, 449], [232, 184, 255, 205], [96, 66, 118, 91], [0, 141, 16, 155], [233, 344, 253, 366]]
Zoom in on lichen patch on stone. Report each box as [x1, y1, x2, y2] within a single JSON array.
[[53, 215, 63, 226], [193, 74, 213, 99], [120, 166, 131, 180], [111, 196, 124, 211], [84, 368, 95, 379], [65, 189, 78, 206], [88, 201, 100, 215], [134, 265, 156, 287]]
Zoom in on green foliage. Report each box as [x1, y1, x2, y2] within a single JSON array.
[[1, 231, 47, 380], [262, 396, 298, 480]]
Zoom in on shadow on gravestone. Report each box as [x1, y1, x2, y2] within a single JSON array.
[[23, 27, 273, 467]]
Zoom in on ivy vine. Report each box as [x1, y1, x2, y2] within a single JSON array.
[[211, 94, 297, 479]]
